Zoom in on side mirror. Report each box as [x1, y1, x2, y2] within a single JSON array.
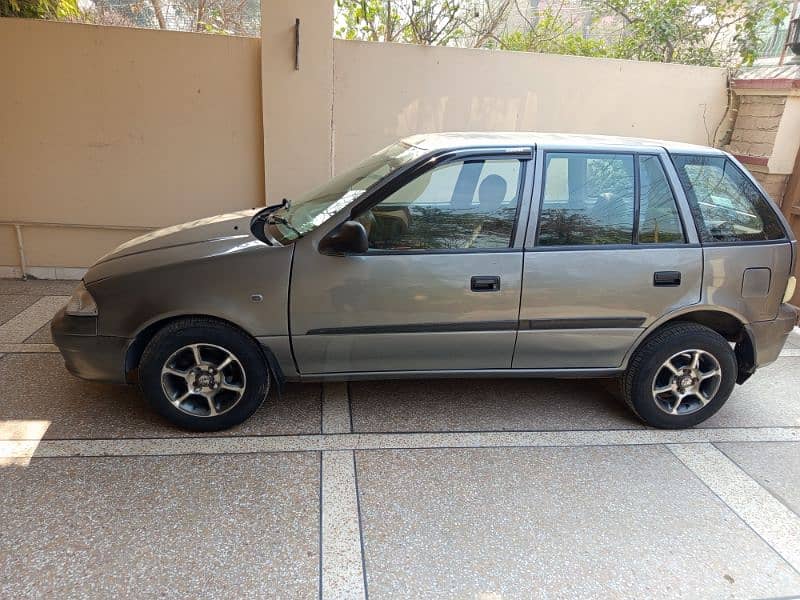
[[319, 220, 369, 255]]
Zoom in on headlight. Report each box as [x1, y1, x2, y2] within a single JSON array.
[[783, 276, 797, 304], [65, 281, 98, 316]]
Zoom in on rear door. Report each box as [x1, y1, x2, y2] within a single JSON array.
[[290, 147, 534, 375], [514, 146, 703, 369], [671, 153, 794, 323]]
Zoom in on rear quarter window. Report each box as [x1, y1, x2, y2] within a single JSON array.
[[671, 154, 785, 243]]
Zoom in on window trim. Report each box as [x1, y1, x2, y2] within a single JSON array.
[[668, 153, 789, 246], [346, 148, 533, 255], [534, 149, 691, 250], [632, 154, 641, 244]]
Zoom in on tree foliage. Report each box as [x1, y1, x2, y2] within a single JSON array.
[[499, 9, 610, 57], [595, 0, 788, 65], [1, 0, 259, 35], [1, 0, 78, 19], [337, 0, 789, 66], [335, 0, 514, 47]]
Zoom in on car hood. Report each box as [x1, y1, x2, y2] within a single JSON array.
[[85, 209, 272, 284], [96, 210, 259, 263]]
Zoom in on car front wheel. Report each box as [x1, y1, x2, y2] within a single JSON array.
[[622, 322, 736, 429], [139, 317, 270, 431]]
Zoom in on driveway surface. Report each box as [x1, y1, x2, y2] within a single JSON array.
[[1, 279, 799, 599]]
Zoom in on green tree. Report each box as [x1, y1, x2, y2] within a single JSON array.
[[1, 0, 78, 18], [335, 0, 514, 47], [499, 9, 609, 57], [338, 0, 788, 66], [596, 0, 789, 65]]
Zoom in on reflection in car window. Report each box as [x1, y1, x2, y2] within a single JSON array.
[[671, 155, 785, 243], [268, 142, 427, 243], [638, 155, 685, 244], [359, 159, 523, 251], [538, 153, 634, 246]]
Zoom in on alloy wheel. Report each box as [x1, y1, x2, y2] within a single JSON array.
[[160, 343, 247, 417], [651, 349, 722, 416]]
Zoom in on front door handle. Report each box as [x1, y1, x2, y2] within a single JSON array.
[[471, 276, 500, 292], [654, 271, 681, 287]]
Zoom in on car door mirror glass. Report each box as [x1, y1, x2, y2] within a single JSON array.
[[319, 220, 369, 255]]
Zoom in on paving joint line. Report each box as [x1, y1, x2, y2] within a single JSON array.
[[2, 427, 799, 460], [317, 452, 323, 600], [667, 443, 800, 576], [352, 450, 369, 600], [712, 441, 800, 526]]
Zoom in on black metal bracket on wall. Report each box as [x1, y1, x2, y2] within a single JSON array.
[[294, 18, 300, 70]]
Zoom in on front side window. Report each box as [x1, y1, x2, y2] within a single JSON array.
[[538, 153, 635, 246], [671, 155, 785, 243], [358, 158, 523, 251]]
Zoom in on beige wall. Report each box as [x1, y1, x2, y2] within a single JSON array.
[[261, 0, 333, 204], [331, 40, 729, 174], [3, 16, 731, 275], [0, 18, 264, 271]]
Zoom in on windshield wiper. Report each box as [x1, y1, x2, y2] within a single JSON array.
[[266, 214, 302, 237], [250, 198, 291, 244]]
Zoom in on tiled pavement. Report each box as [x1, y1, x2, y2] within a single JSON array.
[[1, 280, 800, 599]]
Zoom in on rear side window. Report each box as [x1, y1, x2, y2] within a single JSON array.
[[638, 155, 685, 244], [538, 153, 635, 246], [671, 155, 785, 243]]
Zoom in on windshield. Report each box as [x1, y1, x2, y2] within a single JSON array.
[[266, 142, 427, 243]]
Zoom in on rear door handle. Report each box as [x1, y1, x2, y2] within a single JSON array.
[[471, 276, 500, 292], [654, 271, 681, 287]]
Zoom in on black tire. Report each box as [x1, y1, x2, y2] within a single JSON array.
[[139, 317, 270, 431], [622, 322, 736, 429]]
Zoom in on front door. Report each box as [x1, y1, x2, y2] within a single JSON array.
[[290, 150, 533, 375], [513, 149, 703, 369]]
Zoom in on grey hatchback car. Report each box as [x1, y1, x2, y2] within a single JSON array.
[[52, 133, 797, 431]]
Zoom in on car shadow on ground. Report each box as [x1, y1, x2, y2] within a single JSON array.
[[0, 352, 652, 439]]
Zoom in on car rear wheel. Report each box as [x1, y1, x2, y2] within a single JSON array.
[[622, 322, 736, 429], [139, 317, 270, 431]]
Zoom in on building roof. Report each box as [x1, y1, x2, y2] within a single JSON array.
[[404, 132, 723, 154]]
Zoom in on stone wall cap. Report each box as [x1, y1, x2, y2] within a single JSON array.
[[732, 64, 800, 89]]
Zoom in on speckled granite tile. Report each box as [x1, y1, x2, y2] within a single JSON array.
[[0, 296, 67, 343], [24, 322, 52, 344], [669, 443, 800, 573], [0, 279, 79, 295], [0, 294, 39, 325], [0, 354, 321, 438], [0, 343, 58, 353], [716, 441, 800, 515], [704, 358, 800, 428], [351, 378, 640, 433], [0, 453, 320, 599], [321, 451, 366, 599], [355, 446, 800, 599], [322, 382, 351, 434]]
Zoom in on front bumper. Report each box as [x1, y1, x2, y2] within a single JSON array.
[[50, 308, 130, 383], [749, 303, 797, 368]]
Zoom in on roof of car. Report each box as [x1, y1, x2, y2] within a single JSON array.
[[403, 132, 725, 155]]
